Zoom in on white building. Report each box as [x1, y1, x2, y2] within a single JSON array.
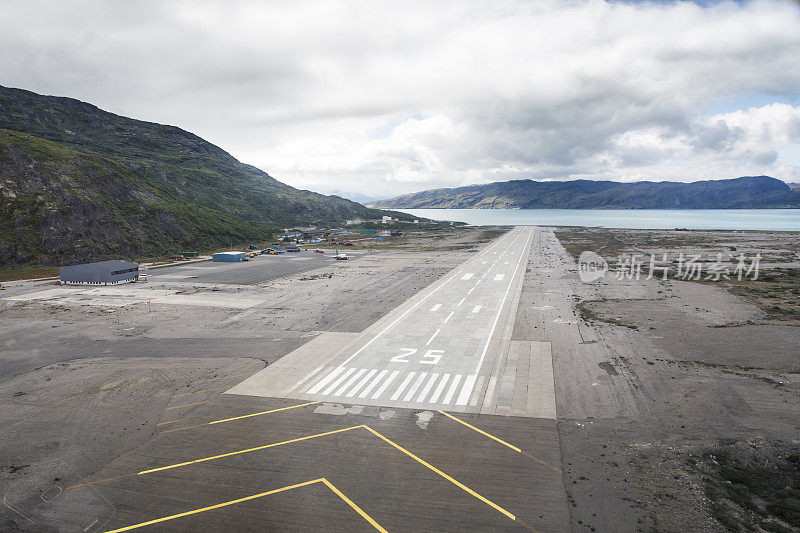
[[381, 216, 392, 224]]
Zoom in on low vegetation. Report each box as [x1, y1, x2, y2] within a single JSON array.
[[692, 448, 800, 532]]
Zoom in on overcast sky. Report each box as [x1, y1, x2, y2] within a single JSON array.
[[2, 0, 800, 199]]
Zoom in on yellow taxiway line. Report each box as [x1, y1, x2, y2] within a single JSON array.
[[437, 410, 521, 452], [438, 410, 562, 473], [162, 401, 319, 433], [137, 424, 516, 523], [103, 478, 386, 533]]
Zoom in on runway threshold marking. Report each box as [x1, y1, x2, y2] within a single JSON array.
[[102, 478, 386, 533], [437, 411, 562, 473], [162, 401, 319, 433], [135, 424, 517, 525]]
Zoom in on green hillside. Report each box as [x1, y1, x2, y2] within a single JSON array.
[[0, 86, 409, 266]]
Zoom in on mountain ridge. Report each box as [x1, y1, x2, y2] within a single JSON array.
[[367, 176, 800, 210], [0, 85, 408, 266]]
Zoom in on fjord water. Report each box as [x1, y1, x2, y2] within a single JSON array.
[[398, 208, 800, 231]]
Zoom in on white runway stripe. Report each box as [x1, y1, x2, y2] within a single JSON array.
[[457, 298, 465, 307], [307, 367, 344, 394], [390, 372, 416, 400], [443, 311, 454, 323], [426, 329, 440, 346], [428, 374, 450, 403], [472, 305, 481, 313], [321, 368, 355, 395], [416, 373, 439, 402], [494, 274, 505, 281], [403, 372, 428, 401], [430, 304, 441, 312], [347, 369, 376, 397], [461, 273, 474, 280], [372, 370, 399, 399], [358, 370, 387, 398], [442, 374, 462, 404], [335, 368, 366, 396], [456, 374, 477, 405]]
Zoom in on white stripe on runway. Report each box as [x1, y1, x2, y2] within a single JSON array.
[[371, 370, 399, 399], [347, 369, 377, 397], [307, 367, 344, 394], [430, 304, 441, 312], [443, 311, 454, 323], [494, 274, 505, 281], [442, 374, 462, 404], [425, 329, 440, 346], [403, 372, 428, 401], [457, 298, 465, 307], [335, 368, 366, 396], [428, 374, 451, 403], [468, 288, 474, 294], [391, 372, 416, 400], [416, 373, 439, 402], [322, 368, 355, 395], [461, 273, 474, 280], [358, 370, 387, 398], [472, 305, 481, 313], [456, 374, 477, 405]]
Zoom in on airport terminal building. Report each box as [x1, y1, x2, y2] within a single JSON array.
[[60, 260, 139, 284]]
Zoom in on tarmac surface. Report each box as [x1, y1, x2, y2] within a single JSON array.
[[2, 228, 571, 532], [147, 250, 367, 285], [229, 228, 556, 418]]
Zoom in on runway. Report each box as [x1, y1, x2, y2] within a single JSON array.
[[228, 227, 556, 417]]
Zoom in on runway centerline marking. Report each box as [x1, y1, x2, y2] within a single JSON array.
[[430, 303, 441, 312], [443, 311, 454, 323], [425, 329, 441, 345]]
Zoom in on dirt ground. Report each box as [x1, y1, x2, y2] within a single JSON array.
[[553, 227, 800, 532]]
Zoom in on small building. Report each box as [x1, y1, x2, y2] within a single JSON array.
[[302, 229, 327, 239], [60, 260, 139, 285], [213, 251, 246, 262], [381, 216, 392, 224], [181, 251, 199, 258]]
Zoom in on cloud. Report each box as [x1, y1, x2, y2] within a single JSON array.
[[1, 0, 799, 197]]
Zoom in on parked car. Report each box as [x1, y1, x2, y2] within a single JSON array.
[[343, 242, 353, 246], [336, 253, 349, 260], [314, 249, 325, 253], [286, 247, 301, 252]]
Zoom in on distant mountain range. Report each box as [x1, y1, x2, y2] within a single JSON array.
[[367, 176, 800, 210], [0, 86, 410, 266]]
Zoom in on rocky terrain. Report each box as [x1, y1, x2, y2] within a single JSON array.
[[369, 176, 800, 209], [0, 85, 410, 267]]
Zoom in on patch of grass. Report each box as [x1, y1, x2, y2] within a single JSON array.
[[0, 265, 59, 282], [696, 448, 800, 532]]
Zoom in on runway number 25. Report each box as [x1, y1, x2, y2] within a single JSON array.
[[390, 348, 444, 365]]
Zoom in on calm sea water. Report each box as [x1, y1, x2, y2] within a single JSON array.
[[397, 208, 800, 231]]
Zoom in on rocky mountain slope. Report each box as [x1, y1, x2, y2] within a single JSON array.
[[0, 86, 406, 266], [368, 176, 800, 209]]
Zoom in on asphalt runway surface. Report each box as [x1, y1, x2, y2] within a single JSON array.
[[147, 250, 366, 285]]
